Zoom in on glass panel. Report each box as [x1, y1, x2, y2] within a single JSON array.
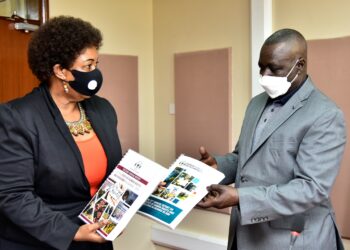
[[0, 0, 39, 21]]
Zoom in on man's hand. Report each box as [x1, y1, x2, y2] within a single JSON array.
[[198, 184, 239, 209], [74, 220, 108, 243], [199, 146, 218, 169]]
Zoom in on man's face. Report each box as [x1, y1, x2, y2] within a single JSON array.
[[258, 42, 298, 81]]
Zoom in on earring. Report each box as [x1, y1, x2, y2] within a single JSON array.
[[63, 82, 69, 93]]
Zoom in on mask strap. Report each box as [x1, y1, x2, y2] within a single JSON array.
[[290, 72, 299, 84], [286, 60, 300, 78]]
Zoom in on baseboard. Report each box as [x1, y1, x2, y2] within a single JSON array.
[[151, 224, 227, 250]]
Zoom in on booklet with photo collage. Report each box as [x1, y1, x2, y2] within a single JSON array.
[[137, 153, 225, 229], [78, 149, 225, 240]]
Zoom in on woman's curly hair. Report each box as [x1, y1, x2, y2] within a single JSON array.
[[28, 16, 102, 82]]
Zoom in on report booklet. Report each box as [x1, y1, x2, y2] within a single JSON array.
[[78, 149, 225, 241]]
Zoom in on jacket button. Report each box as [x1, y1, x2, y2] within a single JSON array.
[[240, 176, 248, 183]]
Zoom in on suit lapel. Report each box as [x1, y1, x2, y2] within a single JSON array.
[[241, 94, 269, 163], [243, 78, 315, 168], [55, 116, 87, 173], [41, 86, 86, 174]]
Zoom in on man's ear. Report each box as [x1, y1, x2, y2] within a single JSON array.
[[53, 64, 67, 81], [296, 58, 306, 71]]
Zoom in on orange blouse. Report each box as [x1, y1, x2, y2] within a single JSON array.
[[76, 133, 107, 197]]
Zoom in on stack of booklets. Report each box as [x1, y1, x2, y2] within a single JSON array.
[[79, 149, 225, 240]]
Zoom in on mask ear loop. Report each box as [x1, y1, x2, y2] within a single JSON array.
[[289, 72, 299, 84], [286, 59, 300, 82]]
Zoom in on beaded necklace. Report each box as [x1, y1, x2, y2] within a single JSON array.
[[65, 103, 92, 136]]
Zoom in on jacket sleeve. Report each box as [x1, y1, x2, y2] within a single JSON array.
[[238, 108, 347, 225], [0, 104, 79, 250], [215, 142, 239, 185]]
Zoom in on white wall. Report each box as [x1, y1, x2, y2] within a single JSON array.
[[273, 0, 350, 39]]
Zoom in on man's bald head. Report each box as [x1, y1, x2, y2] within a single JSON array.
[[263, 28, 307, 59]]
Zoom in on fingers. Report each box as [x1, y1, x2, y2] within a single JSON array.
[[198, 192, 217, 208], [197, 187, 217, 208], [199, 146, 209, 159], [87, 220, 108, 242], [208, 185, 239, 208], [74, 221, 108, 242], [90, 219, 108, 231], [197, 198, 211, 208], [88, 220, 108, 243], [199, 146, 218, 168], [206, 184, 222, 193]]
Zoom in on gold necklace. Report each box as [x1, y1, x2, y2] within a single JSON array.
[[65, 103, 92, 136]]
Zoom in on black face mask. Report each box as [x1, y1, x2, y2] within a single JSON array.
[[68, 68, 103, 96]]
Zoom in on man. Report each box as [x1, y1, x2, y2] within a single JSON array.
[[198, 29, 346, 250]]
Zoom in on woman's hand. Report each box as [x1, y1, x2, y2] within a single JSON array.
[[73, 220, 108, 243]]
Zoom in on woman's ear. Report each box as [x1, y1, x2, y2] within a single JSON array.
[[53, 64, 67, 81]]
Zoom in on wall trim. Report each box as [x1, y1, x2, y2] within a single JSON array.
[[251, 0, 272, 97]]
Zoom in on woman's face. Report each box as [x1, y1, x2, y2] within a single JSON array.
[[64, 46, 100, 101], [71, 47, 99, 73]]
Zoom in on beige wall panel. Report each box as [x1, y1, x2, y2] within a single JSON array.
[[308, 36, 350, 238], [98, 54, 139, 154], [175, 48, 232, 158]]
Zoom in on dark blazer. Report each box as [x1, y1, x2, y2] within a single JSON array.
[[0, 84, 123, 250]]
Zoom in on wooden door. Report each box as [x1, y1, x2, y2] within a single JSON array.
[[0, 17, 38, 103]]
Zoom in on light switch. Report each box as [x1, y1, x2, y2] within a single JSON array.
[[169, 103, 175, 115]]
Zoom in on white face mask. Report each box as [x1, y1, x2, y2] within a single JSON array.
[[259, 60, 299, 99]]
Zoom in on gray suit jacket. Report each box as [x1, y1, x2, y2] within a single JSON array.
[[216, 77, 346, 250]]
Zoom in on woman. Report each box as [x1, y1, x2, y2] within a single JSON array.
[[0, 16, 122, 250]]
